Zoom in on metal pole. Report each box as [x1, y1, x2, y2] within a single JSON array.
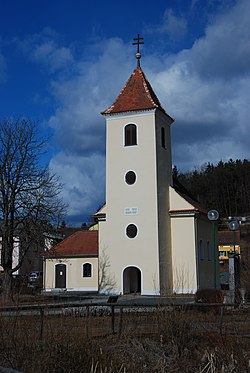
[[208, 210, 219, 289], [213, 221, 217, 288], [228, 220, 239, 304]]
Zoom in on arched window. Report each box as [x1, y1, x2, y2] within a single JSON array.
[[83, 263, 92, 277], [125, 124, 137, 146]]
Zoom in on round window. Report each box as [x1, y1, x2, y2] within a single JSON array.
[[125, 171, 136, 185], [126, 224, 138, 238]]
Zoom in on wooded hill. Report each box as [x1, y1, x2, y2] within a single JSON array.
[[173, 159, 250, 218]]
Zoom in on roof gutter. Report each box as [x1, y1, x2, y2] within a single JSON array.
[[169, 211, 200, 218]]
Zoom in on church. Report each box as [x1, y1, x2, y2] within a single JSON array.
[[43, 37, 218, 295], [95, 37, 217, 295]]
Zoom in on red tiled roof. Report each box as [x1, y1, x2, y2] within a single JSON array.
[[102, 67, 173, 118], [45, 231, 98, 257], [218, 230, 240, 245]]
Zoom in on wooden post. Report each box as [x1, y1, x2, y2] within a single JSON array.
[[86, 305, 89, 338], [118, 307, 123, 335], [111, 305, 115, 334], [40, 308, 44, 340]]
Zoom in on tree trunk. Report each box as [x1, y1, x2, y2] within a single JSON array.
[[2, 270, 13, 303]]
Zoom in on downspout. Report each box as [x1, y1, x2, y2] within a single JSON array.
[[42, 257, 45, 291], [194, 213, 200, 290]]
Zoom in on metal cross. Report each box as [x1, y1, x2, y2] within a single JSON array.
[[133, 34, 144, 67]]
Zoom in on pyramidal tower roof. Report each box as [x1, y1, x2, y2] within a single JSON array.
[[101, 66, 170, 116]]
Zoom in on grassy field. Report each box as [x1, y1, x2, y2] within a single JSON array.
[[0, 303, 249, 372]]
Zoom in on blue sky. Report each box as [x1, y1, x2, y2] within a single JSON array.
[[0, 0, 249, 225]]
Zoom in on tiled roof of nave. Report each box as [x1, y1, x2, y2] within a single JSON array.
[[45, 230, 98, 257]]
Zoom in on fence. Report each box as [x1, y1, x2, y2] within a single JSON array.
[[0, 300, 250, 372], [0, 300, 249, 341]]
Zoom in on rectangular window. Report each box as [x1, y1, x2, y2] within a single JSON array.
[[199, 240, 204, 260], [161, 127, 166, 149], [207, 241, 212, 261], [219, 251, 227, 257]]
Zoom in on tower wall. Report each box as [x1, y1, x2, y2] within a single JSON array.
[[155, 110, 173, 293], [99, 109, 173, 295]]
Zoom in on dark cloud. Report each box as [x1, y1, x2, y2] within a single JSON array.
[[172, 119, 227, 144]]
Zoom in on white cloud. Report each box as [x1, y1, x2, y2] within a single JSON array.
[[50, 151, 105, 222], [47, 0, 250, 222], [33, 41, 73, 72], [17, 28, 74, 73], [146, 8, 187, 41], [144, 0, 250, 171], [190, 0, 250, 79], [160, 9, 187, 40], [49, 37, 133, 156], [48, 37, 133, 222]]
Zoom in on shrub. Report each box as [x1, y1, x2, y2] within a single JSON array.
[[195, 288, 223, 304]]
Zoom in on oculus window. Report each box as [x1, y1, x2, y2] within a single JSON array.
[[125, 171, 136, 185], [125, 124, 137, 146], [126, 224, 138, 239], [83, 263, 92, 277]]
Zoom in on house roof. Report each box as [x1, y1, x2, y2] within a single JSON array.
[[170, 180, 208, 215], [101, 67, 173, 119], [218, 230, 240, 245], [93, 203, 106, 221], [44, 230, 98, 257]]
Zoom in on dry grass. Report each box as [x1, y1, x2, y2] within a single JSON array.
[[0, 305, 249, 372]]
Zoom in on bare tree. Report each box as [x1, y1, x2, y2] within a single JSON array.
[[0, 118, 66, 301], [98, 247, 116, 293]]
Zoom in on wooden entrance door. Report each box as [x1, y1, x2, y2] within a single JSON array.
[[123, 266, 141, 294], [55, 264, 66, 288]]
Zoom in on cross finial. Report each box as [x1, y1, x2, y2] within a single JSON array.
[[133, 34, 144, 67]]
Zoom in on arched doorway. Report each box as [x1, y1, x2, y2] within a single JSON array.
[[123, 266, 141, 294], [55, 263, 66, 288]]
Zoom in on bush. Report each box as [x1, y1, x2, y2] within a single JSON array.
[[195, 288, 223, 304]]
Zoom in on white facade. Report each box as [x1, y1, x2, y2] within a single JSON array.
[[94, 63, 218, 295], [99, 107, 174, 295], [44, 257, 98, 292], [0, 236, 20, 274], [170, 187, 218, 293]]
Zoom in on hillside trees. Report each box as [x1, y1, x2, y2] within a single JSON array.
[[0, 118, 66, 301], [174, 159, 250, 217]]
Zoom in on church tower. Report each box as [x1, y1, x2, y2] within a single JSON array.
[[98, 36, 174, 295]]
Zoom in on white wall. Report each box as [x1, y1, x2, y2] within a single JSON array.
[[170, 187, 218, 292], [101, 109, 172, 295], [0, 237, 20, 274], [44, 257, 98, 292]]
